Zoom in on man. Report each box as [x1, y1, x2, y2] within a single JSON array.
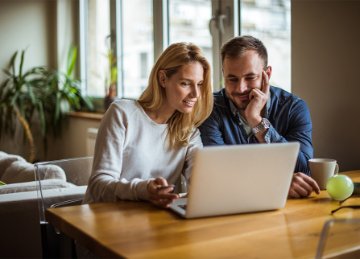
[[199, 35, 320, 198]]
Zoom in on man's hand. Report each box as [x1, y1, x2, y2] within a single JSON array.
[[244, 71, 270, 127], [147, 177, 179, 208], [288, 172, 320, 198]]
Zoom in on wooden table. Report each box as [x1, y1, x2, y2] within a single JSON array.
[[46, 171, 360, 258]]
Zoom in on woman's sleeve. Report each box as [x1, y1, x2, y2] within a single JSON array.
[[84, 104, 150, 203], [182, 129, 203, 184]]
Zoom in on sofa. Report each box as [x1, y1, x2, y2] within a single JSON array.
[[0, 151, 92, 258]]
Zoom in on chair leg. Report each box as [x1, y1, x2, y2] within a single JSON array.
[[40, 222, 77, 258], [40, 222, 61, 258]]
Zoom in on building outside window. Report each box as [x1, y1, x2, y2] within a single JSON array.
[[83, 0, 111, 97], [168, 0, 213, 77], [122, 0, 154, 98], [240, 0, 291, 91]]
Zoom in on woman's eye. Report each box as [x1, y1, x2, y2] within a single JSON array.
[[181, 82, 190, 87]]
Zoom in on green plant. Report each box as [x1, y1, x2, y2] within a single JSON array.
[[104, 34, 118, 111], [0, 47, 93, 162], [105, 33, 118, 88], [106, 47, 117, 87]]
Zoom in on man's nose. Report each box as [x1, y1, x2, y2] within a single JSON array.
[[236, 79, 248, 93]]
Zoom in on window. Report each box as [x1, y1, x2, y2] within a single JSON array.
[[81, 0, 111, 97], [121, 0, 153, 98], [79, 0, 291, 103], [168, 0, 213, 73], [240, 0, 291, 91]]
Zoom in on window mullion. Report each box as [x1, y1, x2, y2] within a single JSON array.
[[115, 0, 124, 97], [153, 0, 169, 62], [79, 0, 88, 95]]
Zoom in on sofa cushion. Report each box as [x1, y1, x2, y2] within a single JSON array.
[[0, 151, 26, 179], [1, 161, 66, 184], [0, 179, 76, 195]]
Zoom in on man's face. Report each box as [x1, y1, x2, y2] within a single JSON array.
[[223, 50, 268, 111]]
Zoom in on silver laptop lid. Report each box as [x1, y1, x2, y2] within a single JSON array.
[[182, 142, 299, 218]]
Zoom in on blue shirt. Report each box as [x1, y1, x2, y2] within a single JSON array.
[[199, 87, 313, 174]]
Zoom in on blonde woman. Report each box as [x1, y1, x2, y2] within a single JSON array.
[[84, 42, 213, 208]]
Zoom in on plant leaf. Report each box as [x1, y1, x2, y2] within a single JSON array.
[[66, 46, 77, 77]]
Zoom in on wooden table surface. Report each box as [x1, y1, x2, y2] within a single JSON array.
[[46, 171, 360, 258]]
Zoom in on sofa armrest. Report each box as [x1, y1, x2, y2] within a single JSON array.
[[0, 185, 87, 258]]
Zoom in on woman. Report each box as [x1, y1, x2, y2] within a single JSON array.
[[83, 42, 213, 208]]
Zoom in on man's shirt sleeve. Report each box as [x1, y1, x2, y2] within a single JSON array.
[[265, 98, 313, 174], [199, 108, 225, 145]]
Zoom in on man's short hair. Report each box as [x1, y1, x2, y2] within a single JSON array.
[[221, 35, 268, 67]]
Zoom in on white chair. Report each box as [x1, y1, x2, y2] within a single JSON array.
[[35, 156, 93, 258]]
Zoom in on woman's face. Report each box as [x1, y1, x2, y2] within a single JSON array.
[[160, 61, 204, 114]]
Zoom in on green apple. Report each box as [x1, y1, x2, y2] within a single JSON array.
[[326, 175, 354, 201]]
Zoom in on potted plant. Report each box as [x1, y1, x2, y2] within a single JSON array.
[[0, 47, 93, 162]]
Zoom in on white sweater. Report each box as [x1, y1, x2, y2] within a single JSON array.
[[83, 99, 202, 203]]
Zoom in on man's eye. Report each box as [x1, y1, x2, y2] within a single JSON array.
[[228, 78, 238, 82], [246, 76, 257, 81]]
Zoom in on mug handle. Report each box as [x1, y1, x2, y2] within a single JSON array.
[[334, 163, 339, 175]]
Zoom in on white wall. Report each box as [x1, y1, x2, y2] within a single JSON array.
[[0, 0, 56, 160], [46, 116, 100, 160], [0, 0, 56, 81], [292, 0, 360, 171]]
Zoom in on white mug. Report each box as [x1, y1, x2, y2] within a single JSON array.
[[309, 158, 339, 190]]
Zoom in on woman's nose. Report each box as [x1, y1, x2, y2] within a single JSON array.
[[190, 85, 200, 98]]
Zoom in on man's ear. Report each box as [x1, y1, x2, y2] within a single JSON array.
[[158, 70, 167, 88], [265, 66, 272, 80]]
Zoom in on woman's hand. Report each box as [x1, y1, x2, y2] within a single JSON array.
[[147, 177, 179, 208]]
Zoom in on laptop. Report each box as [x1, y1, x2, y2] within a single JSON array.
[[169, 142, 300, 218]]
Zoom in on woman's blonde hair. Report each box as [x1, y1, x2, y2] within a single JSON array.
[[138, 42, 213, 148]]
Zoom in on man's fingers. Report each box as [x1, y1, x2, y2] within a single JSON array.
[[288, 189, 300, 199], [289, 185, 309, 198], [294, 184, 310, 197], [261, 70, 270, 96], [251, 88, 265, 98], [289, 172, 322, 198], [295, 172, 321, 195], [302, 174, 321, 194]]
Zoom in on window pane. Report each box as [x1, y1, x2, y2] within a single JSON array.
[[168, 0, 213, 72], [241, 0, 291, 92], [122, 0, 153, 99], [86, 0, 111, 97]]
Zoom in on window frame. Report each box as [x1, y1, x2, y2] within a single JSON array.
[[78, 0, 290, 100]]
